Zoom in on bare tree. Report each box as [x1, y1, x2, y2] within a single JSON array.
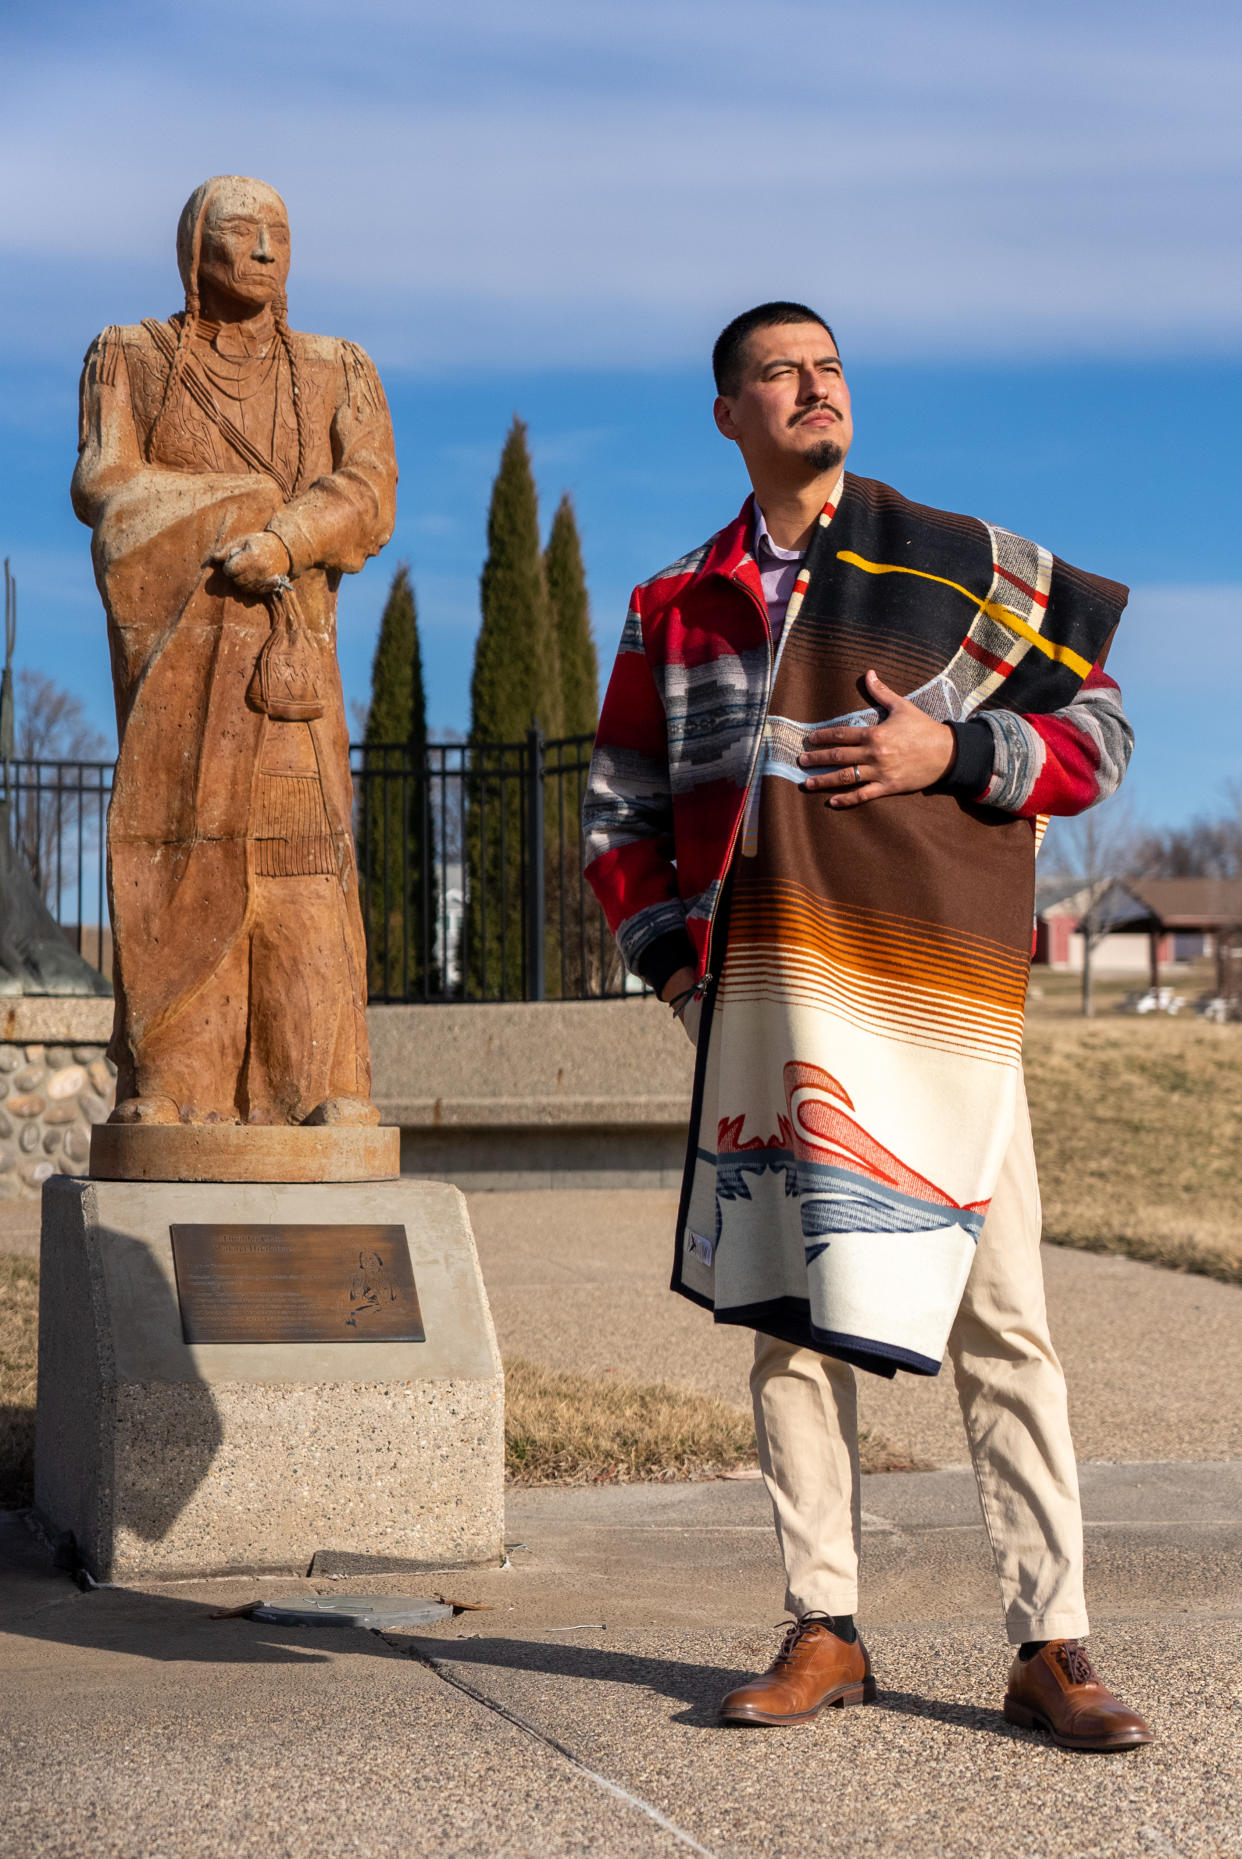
[[1042, 796, 1143, 1017], [15, 668, 110, 764], [1132, 783, 1242, 880], [14, 669, 111, 903]]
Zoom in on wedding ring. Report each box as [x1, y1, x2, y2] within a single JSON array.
[[853, 765, 865, 786]]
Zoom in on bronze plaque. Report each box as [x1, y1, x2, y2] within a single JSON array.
[[169, 1224, 425, 1344]]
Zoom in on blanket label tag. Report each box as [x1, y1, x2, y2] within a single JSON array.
[[686, 1229, 715, 1268]]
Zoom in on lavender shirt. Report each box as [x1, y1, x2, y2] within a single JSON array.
[[752, 503, 803, 653]]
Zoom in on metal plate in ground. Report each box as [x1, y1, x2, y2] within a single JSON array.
[[252, 1595, 453, 1629], [170, 1223, 424, 1343]]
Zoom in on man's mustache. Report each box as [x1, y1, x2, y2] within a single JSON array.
[[789, 403, 840, 427]]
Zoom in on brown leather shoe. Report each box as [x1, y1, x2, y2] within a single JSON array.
[[719, 1619, 876, 1726], [1003, 1640, 1153, 1752]]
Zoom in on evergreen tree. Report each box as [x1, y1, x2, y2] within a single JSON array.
[[469, 418, 562, 741], [360, 565, 437, 996], [544, 494, 598, 736], [464, 419, 562, 997], [365, 563, 421, 748]]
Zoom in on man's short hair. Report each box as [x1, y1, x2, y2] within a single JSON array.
[[712, 302, 838, 396]]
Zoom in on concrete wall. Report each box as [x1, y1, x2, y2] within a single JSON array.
[[1, 998, 694, 1194], [370, 999, 694, 1189]]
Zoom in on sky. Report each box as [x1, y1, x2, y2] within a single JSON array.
[[1, 0, 1239, 827]]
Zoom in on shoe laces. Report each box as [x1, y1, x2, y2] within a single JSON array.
[[1057, 1640, 1098, 1686], [771, 1616, 827, 1669]]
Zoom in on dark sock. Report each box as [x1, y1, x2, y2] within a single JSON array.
[[1019, 1639, 1050, 1662], [803, 1612, 856, 1643]]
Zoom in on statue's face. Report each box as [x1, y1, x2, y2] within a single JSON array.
[[197, 182, 290, 314]]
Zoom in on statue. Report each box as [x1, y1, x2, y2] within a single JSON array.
[[72, 176, 397, 1130]]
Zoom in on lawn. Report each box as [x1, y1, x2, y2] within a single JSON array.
[[503, 1357, 910, 1486], [0, 1254, 38, 1508], [1025, 1011, 1242, 1285]]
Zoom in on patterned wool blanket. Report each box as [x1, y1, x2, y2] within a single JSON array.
[[674, 477, 1126, 1378]]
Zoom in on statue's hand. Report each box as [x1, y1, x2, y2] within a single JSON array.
[[212, 531, 293, 591]]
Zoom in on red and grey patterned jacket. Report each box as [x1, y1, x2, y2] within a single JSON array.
[[582, 488, 1132, 995]]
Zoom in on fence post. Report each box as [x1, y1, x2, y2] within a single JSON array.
[[525, 724, 546, 1001]]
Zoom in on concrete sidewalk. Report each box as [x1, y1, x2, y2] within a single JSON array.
[[2, 1461, 1238, 1858]]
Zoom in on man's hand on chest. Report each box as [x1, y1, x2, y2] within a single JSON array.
[[797, 668, 957, 809]]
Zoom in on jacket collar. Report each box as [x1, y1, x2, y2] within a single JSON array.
[[698, 493, 761, 591], [696, 476, 849, 597]]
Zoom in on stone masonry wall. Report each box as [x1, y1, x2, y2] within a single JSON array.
[[0, 1044, 117, 1199]]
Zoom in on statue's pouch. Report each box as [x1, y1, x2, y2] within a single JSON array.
[[249, 585, 326, 722]]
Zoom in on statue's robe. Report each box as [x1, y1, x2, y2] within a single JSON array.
[[71, 318, 397, 1108]]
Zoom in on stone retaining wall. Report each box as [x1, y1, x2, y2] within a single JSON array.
[[0, 1042, 116, 1198]]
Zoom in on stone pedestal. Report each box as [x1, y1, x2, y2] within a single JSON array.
[[89, 1122, 400, 1183], [34, 1175, 504, 1581]]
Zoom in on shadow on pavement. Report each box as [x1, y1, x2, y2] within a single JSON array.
[[0, 1587, 409, 1666], [416, 1631, 749, 1722], [415, 1633, 1025, 1741], [0, 1526, 394, 1667]]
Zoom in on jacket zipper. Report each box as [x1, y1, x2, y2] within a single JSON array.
[[695, 569, 775, 997]]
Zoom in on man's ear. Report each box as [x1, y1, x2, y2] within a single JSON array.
[[713, 395, 740, 441]]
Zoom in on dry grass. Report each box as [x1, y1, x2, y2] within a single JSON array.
[[0, 1253, 38, 1508], [1025, 1017, 1242, 1284], [502, 1356, 911, 1483]]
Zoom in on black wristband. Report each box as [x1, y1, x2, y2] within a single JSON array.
[[634, 928, 697, 998], [935, 719, 995, 797]]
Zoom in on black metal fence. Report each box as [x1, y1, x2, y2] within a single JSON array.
[[353, 730, 636, 1002], [1, 758, 113, 978], [5, 739, 638, 1003]]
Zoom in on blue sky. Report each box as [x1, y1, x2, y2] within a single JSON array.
[[1, 0, 1239, 826]]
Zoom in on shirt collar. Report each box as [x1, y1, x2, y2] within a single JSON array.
[[752, 502, 803, 564]]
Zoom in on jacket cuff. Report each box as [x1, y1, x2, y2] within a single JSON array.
[[937, 719, 996, 798], [633, 928, 698, 998]]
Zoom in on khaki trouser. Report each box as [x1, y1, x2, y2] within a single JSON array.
[[750, 1086, 1089, 1644]]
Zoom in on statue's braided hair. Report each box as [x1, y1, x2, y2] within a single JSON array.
[[272, 291, 307, 493], [148, 175, 305, 490]]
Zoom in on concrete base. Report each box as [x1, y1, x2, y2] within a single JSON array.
[[399, 1123, 688, 1191], [34, 1175, 504, 1581]]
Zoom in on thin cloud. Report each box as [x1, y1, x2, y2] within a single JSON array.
[[2, 1, 1239, 369]]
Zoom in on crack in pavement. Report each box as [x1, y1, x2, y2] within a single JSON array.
[[380, 1630, 721, 1858]]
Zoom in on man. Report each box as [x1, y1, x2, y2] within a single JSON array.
[[583, 302, 1151, 1751], [73, 175, 397, 1128]]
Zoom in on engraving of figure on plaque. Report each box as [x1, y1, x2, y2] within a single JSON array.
[[71, 175, 398, 1136], [347, 1249, 397, 1326]]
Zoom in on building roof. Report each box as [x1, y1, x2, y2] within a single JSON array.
[[1035, 878, 1155, 930], [1037, 874, 1242, 932], [1126, 878, 1242, 929]]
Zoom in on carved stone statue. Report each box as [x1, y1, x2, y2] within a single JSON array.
[[72, 175, 397, 1130]]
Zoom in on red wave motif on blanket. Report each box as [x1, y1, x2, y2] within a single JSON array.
[[718, 1061, 989, 1215]]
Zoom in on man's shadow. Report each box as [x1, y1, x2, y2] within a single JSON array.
[[410, 1634, 1024, 1742]]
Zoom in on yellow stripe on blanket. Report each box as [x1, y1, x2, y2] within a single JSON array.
[[836, 551, 1092, 680]]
